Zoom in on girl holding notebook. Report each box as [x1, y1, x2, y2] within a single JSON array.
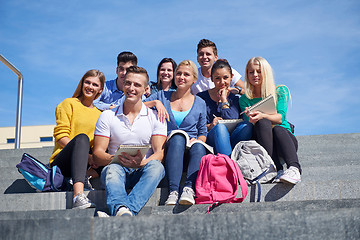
[[197, 59, 253, 156], [239, 57, 301, 184]]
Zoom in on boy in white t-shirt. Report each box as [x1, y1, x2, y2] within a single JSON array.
[[93, 66, 167, 217], [191, 39, 245, 95]]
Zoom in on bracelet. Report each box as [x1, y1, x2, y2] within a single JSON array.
[[220, 101, 230, 109], [235, 86, 242, 94]]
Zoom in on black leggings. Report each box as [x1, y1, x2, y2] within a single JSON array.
[[51, 134, 90, 184], [253, 119, 302, 173]]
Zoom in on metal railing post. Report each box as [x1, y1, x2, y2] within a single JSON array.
[[0, 54, 23, 149]]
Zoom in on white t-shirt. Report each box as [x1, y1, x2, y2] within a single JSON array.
[[191, 67, 242, 95], [95, 102, 167, 157]]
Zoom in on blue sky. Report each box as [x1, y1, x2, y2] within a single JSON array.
[[1, 0, 359, 136]]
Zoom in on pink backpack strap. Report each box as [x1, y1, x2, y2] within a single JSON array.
[[230, 157, 248, 203]]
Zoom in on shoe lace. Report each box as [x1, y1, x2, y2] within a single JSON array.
[[84, 176, 94, 190], [286, 167, 298, 177], [183, 187, 194, 196], [76, 193, 89, 204], [169, 191, 178, 198]]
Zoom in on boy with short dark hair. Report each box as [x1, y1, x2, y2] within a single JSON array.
[[93, 51, 138, 110], [191, 39, 245, 95]]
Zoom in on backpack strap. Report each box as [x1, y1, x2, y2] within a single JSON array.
[[247, 168, 273, 202], [50, 166, 61, 192], [218, 154, 249, 203], [207, 202, 222, 213], [230, 156, 248, 203]]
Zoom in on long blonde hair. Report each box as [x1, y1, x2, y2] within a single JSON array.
[[72, 69, 105, 100], [244, 57, 277, 103]]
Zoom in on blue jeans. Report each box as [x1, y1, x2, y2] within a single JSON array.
[[207, 121, 253, 156], [165, 134, 206, 192], [101, 160, 165, 216]]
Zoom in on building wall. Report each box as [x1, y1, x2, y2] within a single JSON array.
[[0, 125, 55, 149]]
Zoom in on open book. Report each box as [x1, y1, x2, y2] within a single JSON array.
[[167, 130, 214, 154], [240, 94, 276, 115], [111, 144, 151, 164], [218, 119, 244, 132]]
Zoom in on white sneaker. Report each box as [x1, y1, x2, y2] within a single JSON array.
[[116, 206, 133, 217], [97, 211, 110, 218], [72, 192, 96, 209], [279, 166, 301, 184], [165, 191, 179, 205], [272, 170, 284, 183], [179, 187, 195, 205]]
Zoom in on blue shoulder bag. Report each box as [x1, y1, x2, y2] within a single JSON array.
[[16, 153, 65, 192]]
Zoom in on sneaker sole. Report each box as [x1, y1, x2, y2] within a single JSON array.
[[116, 208, 133, 217], [116, 213, 133, 217], [272, 178, 281, 183], [279, 176, 301, 185], [179, 197, 195, 205], [165, 201, 177, 206], [97, 211, 110, 218], [73, 203, 96, 209]]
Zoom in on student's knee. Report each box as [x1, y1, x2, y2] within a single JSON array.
[[232, 121, 253, 140], [255, 118, 272, 131], [101, 164, 126, 185], [144, 160, 165, 178], [73, 133, 90, 148], [273, 125, 286, 136], [190, 142, 206, 155], [167, 134, 186, 147], [74, 133, 90, 142], [213, 123, 229, 136]]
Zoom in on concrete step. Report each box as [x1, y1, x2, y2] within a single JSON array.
[[0, 208, 96, 220], [1, 133, 358, 160], [1, 202, 359, 240], [0, 155, 51, 168], [94, 207, 360, 240], [300, 165, 360, 181], [299, 154, 359, 167], [2, 151, 358, 170], [3, 153, 358, 168], [0, 133, 358, 240], [0, 147, 53, 159], [1, 198, 358, 218], [3, 163, 360, 194], [1, 179, 359, 212], [297, 132, 360, 143], [140, 198, 360, 216]]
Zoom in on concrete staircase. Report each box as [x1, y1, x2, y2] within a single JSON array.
[[0, 133, 359, 239]]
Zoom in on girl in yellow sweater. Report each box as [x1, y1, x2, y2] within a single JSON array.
[[50, 69, 105, 209]]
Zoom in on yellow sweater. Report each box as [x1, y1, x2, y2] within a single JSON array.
[[49, 98, 101, 164]]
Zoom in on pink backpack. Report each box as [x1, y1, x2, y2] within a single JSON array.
[[195, 154, 248, 205]]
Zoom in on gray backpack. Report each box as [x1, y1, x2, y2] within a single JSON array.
[[231, 140, 277, 185]]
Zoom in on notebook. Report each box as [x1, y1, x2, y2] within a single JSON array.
[[111, 144, 151, 164], [240, 94, 276, 115]]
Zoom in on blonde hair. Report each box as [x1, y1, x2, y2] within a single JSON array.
[[244, 57, 277, 103], [72, 69, 105, 100], [176, 60, 198, 80]]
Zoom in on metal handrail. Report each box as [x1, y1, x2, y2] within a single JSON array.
[[0, 54, 23, 149]]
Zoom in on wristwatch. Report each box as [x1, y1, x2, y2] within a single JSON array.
[[235, 86, 242, 94], [220, 101, 230, 109]]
